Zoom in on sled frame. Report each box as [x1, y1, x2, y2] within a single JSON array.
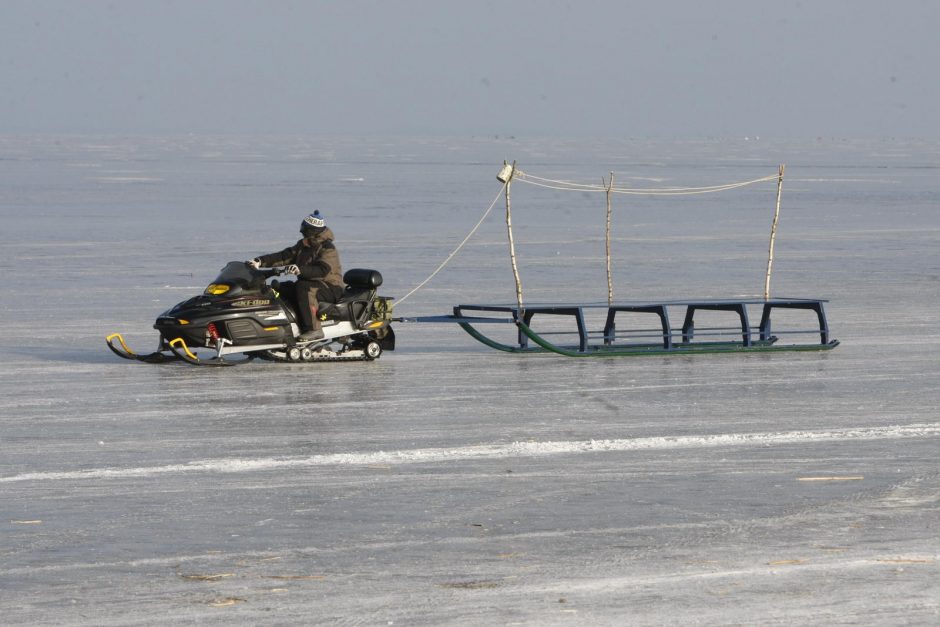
[[442, 298, 838, 356]]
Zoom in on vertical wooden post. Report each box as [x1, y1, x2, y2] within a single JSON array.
[[605, 172, 614, 306], [764, 164, 785, 299], [503, 161, 524, 314]]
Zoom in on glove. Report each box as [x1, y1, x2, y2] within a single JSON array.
[[247, 258, 261, 270], [285, 264, 301, 276]]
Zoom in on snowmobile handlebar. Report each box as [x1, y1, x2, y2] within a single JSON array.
[[252, 267, 280, 279], [251, 265, 291, 279]]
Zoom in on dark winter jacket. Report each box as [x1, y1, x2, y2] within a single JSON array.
[[257, 227, 344, 289]]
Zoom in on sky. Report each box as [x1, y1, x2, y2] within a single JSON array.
[[2, 0, 938, 139]]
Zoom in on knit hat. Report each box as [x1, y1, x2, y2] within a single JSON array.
[[300, 210, 326, 235], [301, 209, 326, 229]]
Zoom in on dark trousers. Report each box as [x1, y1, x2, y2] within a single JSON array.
[[278, 280, 342, 330]]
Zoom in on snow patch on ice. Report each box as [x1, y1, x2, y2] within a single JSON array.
[[3, 422, 940, 484], [88, 176, 163, 183]]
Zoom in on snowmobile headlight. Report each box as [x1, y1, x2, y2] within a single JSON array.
[[205, 284, 230, 295]]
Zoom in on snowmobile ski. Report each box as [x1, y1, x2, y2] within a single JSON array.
[[106, 333, 181, 364]]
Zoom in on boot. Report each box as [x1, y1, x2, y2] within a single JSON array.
[[298, 306, 324, 342]]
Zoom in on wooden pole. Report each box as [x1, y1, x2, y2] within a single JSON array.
[[764, 164, 785, 299], [503, 161, 524, 313], [605, 172, 614, 306]]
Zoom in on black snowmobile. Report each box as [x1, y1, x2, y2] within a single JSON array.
[[107, 261, 395, 366]]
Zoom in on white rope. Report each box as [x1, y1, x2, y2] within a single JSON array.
[[515, 171, 605, 191], [514, 169, 778, 196], [394, 167, 777, 308], [395, 183, 506, 307]]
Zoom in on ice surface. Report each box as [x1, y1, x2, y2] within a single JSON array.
[[1, 136, 939, 625]]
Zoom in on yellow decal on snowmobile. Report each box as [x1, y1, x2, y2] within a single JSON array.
[[263, 326, 279, 331], [106, 333, 136, 355], [169, 337, 198, 360], [205, 284, 230, 295], [178, 319, 190, 325], [231, 299, 271, 308], [367, 321, 385, 329]]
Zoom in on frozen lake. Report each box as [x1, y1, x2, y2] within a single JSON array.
[[2, 136, 939, 624]]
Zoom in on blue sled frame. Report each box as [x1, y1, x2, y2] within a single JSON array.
[[405, 298, 839, 357]]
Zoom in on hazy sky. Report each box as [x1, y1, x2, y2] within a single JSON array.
[[2, 0, 937, 139]]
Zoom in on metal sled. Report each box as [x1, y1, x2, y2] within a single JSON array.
[[402, 297, 838, 357]]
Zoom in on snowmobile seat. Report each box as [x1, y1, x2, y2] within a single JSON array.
[[318, 269, 383, 322], [343, 268, 383, 289]]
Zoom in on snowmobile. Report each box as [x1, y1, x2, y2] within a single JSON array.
[[106, 261, 395, 366]]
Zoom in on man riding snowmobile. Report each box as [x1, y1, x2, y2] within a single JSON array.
[[248, 210, 344, 341]]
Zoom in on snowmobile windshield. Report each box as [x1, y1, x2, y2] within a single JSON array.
[[205, 262, 267, 295]]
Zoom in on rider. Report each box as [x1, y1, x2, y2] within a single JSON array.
[[248, 211, 344, 341]]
